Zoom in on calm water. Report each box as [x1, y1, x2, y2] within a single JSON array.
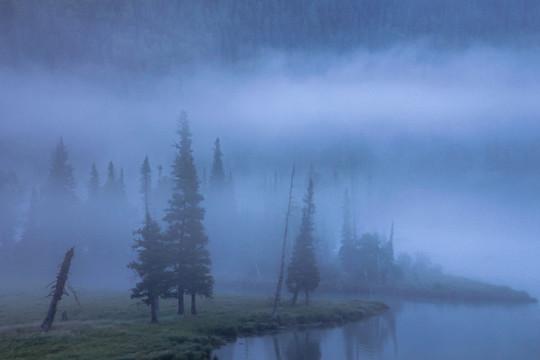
[[212, 300, 540, 360]]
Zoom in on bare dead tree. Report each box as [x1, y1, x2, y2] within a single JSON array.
[[271, 164, 295, 319], [41, 247, 77, 332]]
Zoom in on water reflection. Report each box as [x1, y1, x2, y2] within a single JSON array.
[[284, 331, 321, 360], [213, 310, 395, 360], [342, 310, 397, 359], [212, 301, 540, 360]]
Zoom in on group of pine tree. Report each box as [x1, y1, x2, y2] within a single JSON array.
[[128, 114, 213, 322], [2, 137, 136, 283], [0, 112, 403, 323]]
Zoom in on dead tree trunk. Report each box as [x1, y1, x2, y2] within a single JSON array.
[[150, 297, 158, 323], [291, 289, 299, 306], [271, 164, 295, 319], [177, 286, 185, 316], [190, 292, 197, 315], [41, 247, 74, 332]]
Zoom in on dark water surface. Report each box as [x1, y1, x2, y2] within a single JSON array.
[[212, 300, 540, 360]]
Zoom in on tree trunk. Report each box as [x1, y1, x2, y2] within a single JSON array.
[[305, 290, 310, 306], [291, 290, 299, 306], [150, 297, 158, 323], [41, 247, 74, 332], [364, 269, 373, 297], [191, 292, 197, 315], [177, 286, 184, 316], [272, 164, 295, 319]]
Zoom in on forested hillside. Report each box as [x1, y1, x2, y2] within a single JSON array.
[[1, 0, 538, 72]]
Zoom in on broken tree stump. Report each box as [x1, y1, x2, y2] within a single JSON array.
[[41, 247, 75, 332]]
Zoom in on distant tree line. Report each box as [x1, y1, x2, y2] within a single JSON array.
[[0, 0, 538, 72], [1, 137, 136, 284], [339, 189, 396, 294], [2, 126, 538, 297], [3, 111, 538, 320]]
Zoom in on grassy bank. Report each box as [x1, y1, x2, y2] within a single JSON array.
[[391, 275, 537, 303], [216, 276, 537, 304], [0, 290, 388, 360]]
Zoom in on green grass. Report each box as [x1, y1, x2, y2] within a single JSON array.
[[0, 289, 388, 360]]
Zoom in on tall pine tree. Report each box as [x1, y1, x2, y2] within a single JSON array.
[[42, 137, 76, 207], [104, 161, 118, 198], [209, 137, 225, 191], [206, 137, 239, 276], [128, 211, 169, 323], [19, 138, 78, 276], [140, 155, 152, 211], [339, 189, 357, 275], [128, 156, 169, 323], [87, 163, 100, 201], [286, 177, 320, 305], [164, 113, 213, 316]]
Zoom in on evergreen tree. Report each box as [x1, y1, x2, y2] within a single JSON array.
[[19, 138, 79, 277], [104, 161, 118, 196], [140, 155, 152, 211], [286, 178, 320, 305], [164, 112, 213, 316], [206, 137, 239, 275], [128, 211, 169, 323], [210, 137, 225, 190], [339, 189, 357, 275], [87, 163, 100, 200], [104, 161, 126, 201], [42, 137, 76, 206], [128, 155, 170, 323], [80, 160, 133, 285]]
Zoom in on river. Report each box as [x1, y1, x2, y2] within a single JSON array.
[[212, 300, 540, 360]]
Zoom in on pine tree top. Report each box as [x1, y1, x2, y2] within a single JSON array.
[[210, 137, 225, 188], [87, 163, 100, 199], [140, 155, 152, 212], [42, 137, 76, 205]]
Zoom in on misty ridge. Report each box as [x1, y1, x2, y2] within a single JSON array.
[[1, 0, 539, 72], [1, 0, 540, 300]]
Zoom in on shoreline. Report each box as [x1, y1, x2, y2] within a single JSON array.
[[0, 292, 389, 360]]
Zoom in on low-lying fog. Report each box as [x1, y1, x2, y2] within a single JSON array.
[[1, 45, 539, 296]]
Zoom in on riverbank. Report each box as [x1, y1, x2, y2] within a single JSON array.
[[0, 290, 388, 360], [217, 275, 537, 304]]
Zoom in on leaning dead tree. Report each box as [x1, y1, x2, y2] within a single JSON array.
[[41, 247, 78, 332], [271, 164, 295, 319]]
